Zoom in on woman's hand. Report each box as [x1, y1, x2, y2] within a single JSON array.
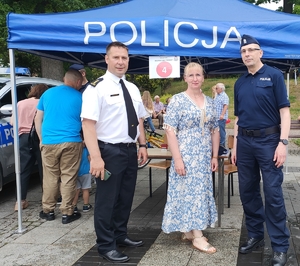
[[174, 158, 186, 176], [211, 157, 218, 171]]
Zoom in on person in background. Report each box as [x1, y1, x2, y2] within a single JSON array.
[[81, 41, 148, 263], [164, 97, 172, 112], [153, 95, 165, 129], [11, 84, 49, 211], [162, 62, 219, 255], [69, 64, 90, 93], [72, 143, 92, 213], [35, 69, 83, 224], [211, 85, 217, 99], [214, 83, 229, 147], [142, 90, 156, 132], [231, 34, 290, 266]]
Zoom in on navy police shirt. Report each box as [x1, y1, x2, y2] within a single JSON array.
[[234, 64, 290, 129]]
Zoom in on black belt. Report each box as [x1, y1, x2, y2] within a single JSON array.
[[98, 140, 136, 147], [238, 126, 280, 137]]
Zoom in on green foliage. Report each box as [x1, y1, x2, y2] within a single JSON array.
[[244, 0, 300, 13], [244, 0, 283, 6], [131, 75, 158, 94], [125, 75, 172, 95], [294, 4, 300, 13], [89, 67, 106, 81], [0, 0, 124, 70], [160, 93, 173, 105]]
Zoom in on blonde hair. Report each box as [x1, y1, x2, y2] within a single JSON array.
[[211, 85, 217, 98], [142, 91, 154, 110], [184, 62, 204, 76]]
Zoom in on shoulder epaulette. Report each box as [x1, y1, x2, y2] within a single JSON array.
[[90, 77, 103, 87]]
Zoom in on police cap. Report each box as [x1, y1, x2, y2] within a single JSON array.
[[69, 64, 85, 71], [240, 34, 260, 48]]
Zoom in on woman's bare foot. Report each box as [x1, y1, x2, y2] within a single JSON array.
[[192, 235, 216, 254]]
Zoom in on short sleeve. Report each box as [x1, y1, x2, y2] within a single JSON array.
[[81, 85, 100, 121], [163, 94, 181, 133], [37, 94, 44, 111]]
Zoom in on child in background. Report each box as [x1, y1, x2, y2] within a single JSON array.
[[72, 144, 92, 213], [164, 97, 171, 112], [142, 90, 156, 133]]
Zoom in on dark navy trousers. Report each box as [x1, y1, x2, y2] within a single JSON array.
[[18, 133, 43, 200], [94, 142, 138, 254], [237, 133, 290, 253]]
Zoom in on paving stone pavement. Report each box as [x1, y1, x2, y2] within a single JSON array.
[[0, 142, 299, 265]]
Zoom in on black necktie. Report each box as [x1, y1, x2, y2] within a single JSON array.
[[120, 79, 139, 139]]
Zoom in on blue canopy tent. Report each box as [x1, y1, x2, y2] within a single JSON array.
[[6, 0, 300, 74], [5, 0, 300, 232]]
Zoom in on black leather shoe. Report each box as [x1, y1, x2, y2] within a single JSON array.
[[272, 252, 287, 266], [99, 250, 129, 263], [116, 237, 144, 247], [39, 210, 55, 221], [239, 237, 264, 254], [62, 212, 81, 224]]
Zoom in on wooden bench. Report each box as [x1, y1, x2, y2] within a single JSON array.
[[152, 118, 159, 128], [289, 120, 300, 139]]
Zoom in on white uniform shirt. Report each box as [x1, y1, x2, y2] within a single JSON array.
[[81, 71, 147, 143]]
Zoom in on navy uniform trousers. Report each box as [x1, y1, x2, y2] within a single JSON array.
[[94, 141, 138, 254], [237, 132, 290, 253]]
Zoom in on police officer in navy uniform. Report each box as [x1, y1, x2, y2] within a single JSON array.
[[81, 42, 148, 263], [231, 35, 290, 266], [69, 64, 90, 93]]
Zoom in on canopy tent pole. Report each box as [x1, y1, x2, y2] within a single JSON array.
[[285, 71, 290, 175], [9, 49, 26, 233]]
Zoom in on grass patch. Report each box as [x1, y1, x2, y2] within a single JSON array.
[[293, 138, 300, 147]]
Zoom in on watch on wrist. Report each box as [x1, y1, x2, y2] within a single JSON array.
[[139, 144, 147, 149], [279, 139, 288, 145]]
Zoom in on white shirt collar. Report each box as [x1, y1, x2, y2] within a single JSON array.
[[105, 71, 126, 85]]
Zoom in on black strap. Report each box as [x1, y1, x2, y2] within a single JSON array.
[[28, 111, 39, 149], [29, 111, 37, 137]]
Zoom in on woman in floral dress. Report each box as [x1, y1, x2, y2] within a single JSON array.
[[162, 62, 219, 254]]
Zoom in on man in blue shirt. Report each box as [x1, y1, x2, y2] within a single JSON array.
[[214, 83, 229, 147], [35, 69, 83, 225], [231, 35, 290, 266]]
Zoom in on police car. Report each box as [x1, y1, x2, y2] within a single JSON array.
[[0, 69, 62, 191]]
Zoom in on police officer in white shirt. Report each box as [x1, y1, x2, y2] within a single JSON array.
[[81, 41, 148, 263]]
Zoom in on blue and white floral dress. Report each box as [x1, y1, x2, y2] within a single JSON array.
[[162, 92, 218, 233]]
